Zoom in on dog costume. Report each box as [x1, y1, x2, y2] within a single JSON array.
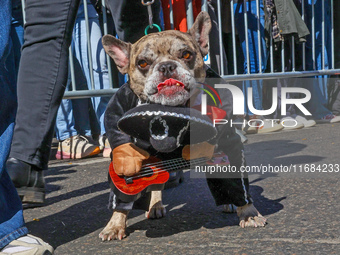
[[104, 67, 253, 211]]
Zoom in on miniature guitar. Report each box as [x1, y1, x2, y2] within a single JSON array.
[[109, 153, 230, 196]]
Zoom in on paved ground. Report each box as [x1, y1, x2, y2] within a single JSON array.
[[23, 123, 340, 255]]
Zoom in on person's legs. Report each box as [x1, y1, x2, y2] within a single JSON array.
[[233, 1, 282, 133], [7, 0, 81, 206], [73, 3, 110, 136], [207, 0, 229, 75], [55, 99, 77, 142], [89, 19, 111, 136], [55, 52, 100, 160], [234, 0, 267, 115], [0, 0, 28, 247], [64, 50, 93, 138], [303, 0, 337, 120], [9, 0, 81, 170], [72, 2, 112, 157], [10, 1, 24, 76], [1, 1, 54, 253], [1, 3, 53, 253]]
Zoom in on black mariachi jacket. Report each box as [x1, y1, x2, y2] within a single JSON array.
[[104, 67, 252, 207]]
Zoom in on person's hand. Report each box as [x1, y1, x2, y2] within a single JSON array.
[[182, 142, 215, 160], [112, 143, 150, 176]]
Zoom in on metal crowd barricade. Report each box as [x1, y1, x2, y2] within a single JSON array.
[[64, 0, 117, 99], [216, 0, 340, 82], [20, 0, 340, 100]]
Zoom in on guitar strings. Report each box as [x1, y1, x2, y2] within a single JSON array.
[[137, 157, 207, 175], [128, 158, 206, 179], [129, 161, 205, 180], [127, 157, 209, 180], [133, 154, 228, 178], [135, 157, 191, 173]]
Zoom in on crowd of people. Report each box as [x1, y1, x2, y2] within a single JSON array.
[[1, 0, 339, 254]]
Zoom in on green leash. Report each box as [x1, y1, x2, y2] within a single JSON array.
[[145, 24, 161, 35]]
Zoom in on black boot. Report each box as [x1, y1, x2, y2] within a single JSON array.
[[6, 157, 46, 205]]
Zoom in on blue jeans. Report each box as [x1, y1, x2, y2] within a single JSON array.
[[0, 0, 28, 249], [11, 1, 24, 76], [55, 2, 110, 140], [234, 0, 268, 115], [55, 55, 93, 140], [302, 0, 332, 119], [74, 2, 110, 135]]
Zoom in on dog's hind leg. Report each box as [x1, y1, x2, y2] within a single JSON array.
[[237, 203, 267, 228], [145, 190, 166, 219], [99, 209, 128, 241]]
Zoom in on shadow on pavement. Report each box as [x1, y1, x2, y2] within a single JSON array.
[[26, 193, 112, 248], [128, 172, 285, 239], [25, 170, 285, 249], [245, 140, 325, 166]]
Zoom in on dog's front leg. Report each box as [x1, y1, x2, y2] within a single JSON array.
[[237, 203, 267, 228], [145, 190, 166, 219], [99, 209, 128, 241]]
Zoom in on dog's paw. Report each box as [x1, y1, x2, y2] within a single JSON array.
[[222, 204, 237, 213], [237, 203, 267, 228], [99, 210, 127, 241], [99, 225, 126, 241], [145, 201, 166, 219]]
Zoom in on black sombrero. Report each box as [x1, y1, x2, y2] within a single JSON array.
[[117, 104, 217, 153]]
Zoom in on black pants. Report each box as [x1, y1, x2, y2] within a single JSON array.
[[9, 0, 161, 170], [10, 0, 81, 169], [105, 0, 162, 44]]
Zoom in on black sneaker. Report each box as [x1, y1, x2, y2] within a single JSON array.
[[6, 157, 46, 205]]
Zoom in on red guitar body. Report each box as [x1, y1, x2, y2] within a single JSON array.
[[109, 153, 229, 197], [109, 157, 170, 196]]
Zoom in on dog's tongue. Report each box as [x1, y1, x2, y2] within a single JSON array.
[[157, 78, 184, 92]]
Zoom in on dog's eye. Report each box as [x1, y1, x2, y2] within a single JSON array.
[[182, 51, 192, 60], [138, 60, 148, 69]]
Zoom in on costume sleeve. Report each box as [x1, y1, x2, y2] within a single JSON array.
[[104, 83, 139, 150]]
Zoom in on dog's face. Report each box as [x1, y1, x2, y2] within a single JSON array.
[[102, 12, 211, 106]]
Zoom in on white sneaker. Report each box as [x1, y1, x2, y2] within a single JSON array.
[[294, 115, 316, 128], [99, 135, 111, 158], [0, 234, 54, 254], [281, 116, 305, 130], [255, 119, 284, 134], [56, 135, 100, 159], [238, 116, 283, 134], [316, 114, 340, 124]]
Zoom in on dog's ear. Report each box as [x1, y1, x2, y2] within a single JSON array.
[[188, 11, 211, 56], [102, 35, 131, 74]]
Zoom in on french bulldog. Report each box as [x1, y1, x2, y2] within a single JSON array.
[[99, 11, 266, 241]]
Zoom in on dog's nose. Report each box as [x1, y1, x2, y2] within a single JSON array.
[[158, 62, 177, 77]]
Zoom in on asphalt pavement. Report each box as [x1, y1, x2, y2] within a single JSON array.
[[23, 123, 340, 255]]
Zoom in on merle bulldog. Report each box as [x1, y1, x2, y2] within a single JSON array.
[[99, 11, 266, 241]]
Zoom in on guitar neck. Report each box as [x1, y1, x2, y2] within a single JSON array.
[[149, 157, 208, 173], [125, 157, 208, 183]]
